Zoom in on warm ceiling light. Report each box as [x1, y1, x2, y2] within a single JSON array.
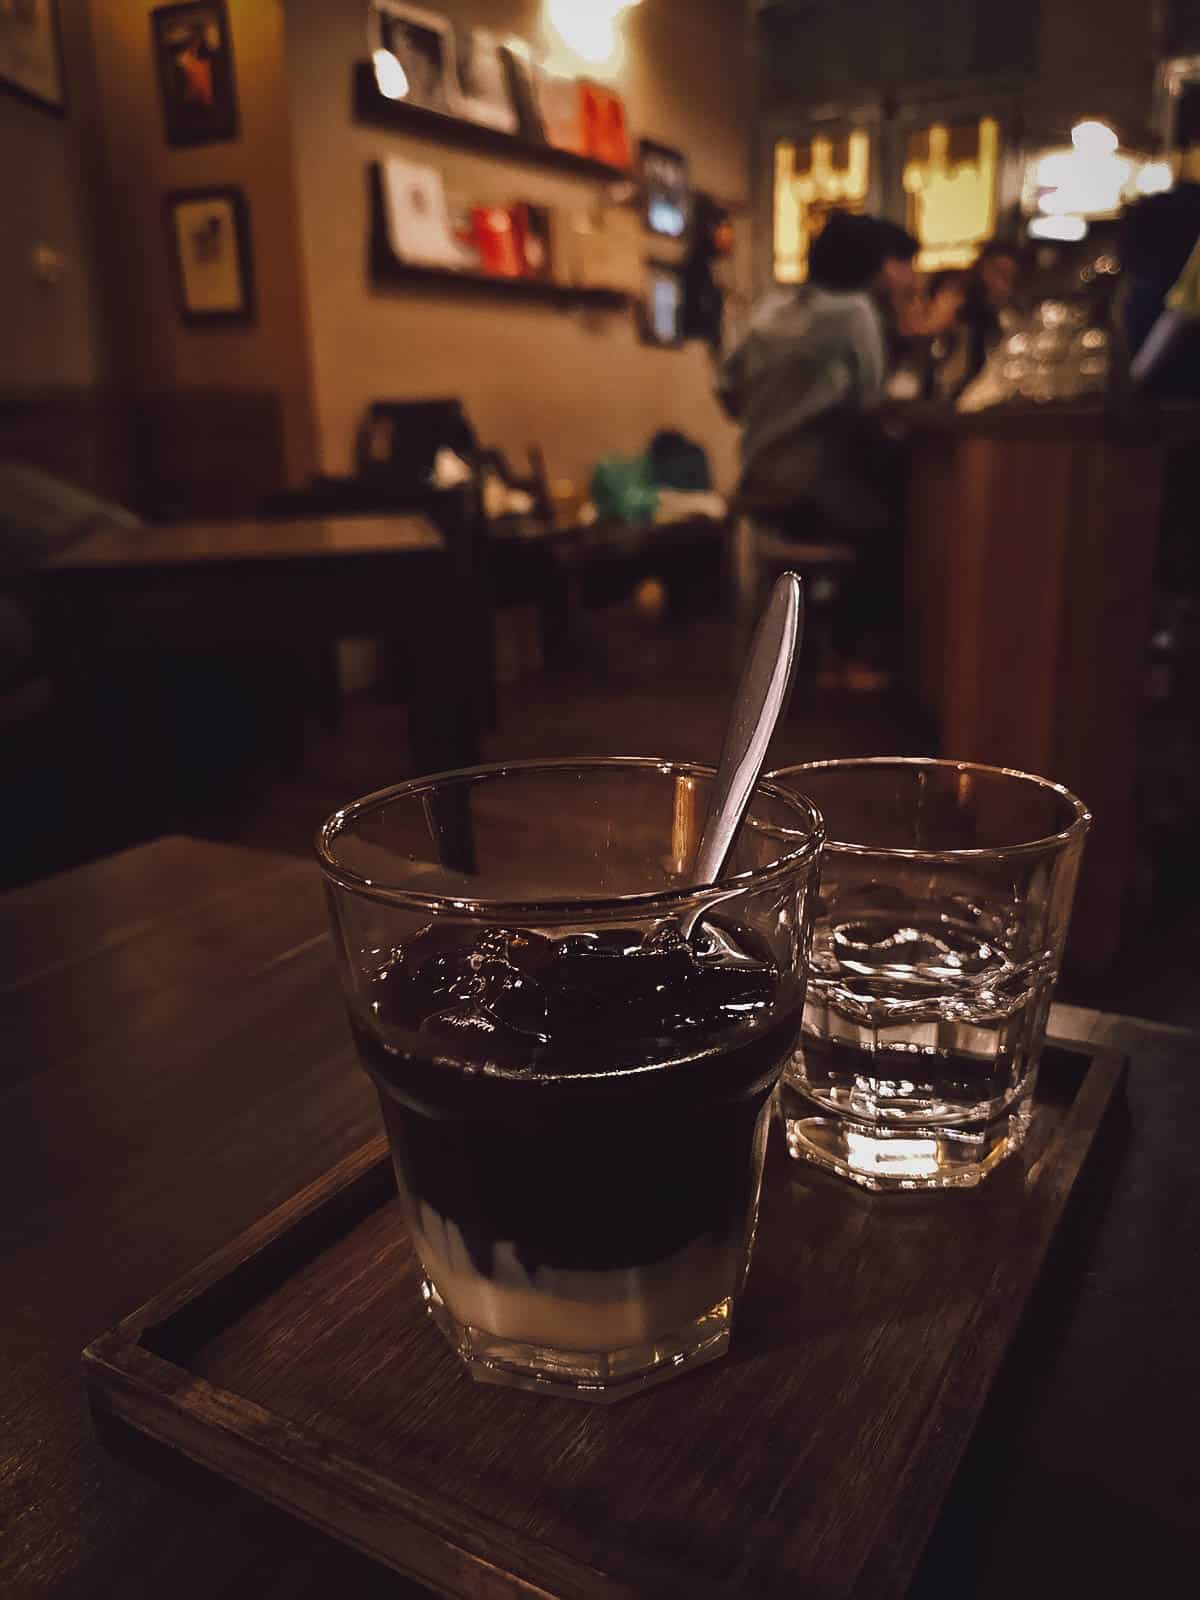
[[372, 48, 409, 101], [544, 0, 641, 69], [1034, 132, 1133, 218], [1137, 161, 1175, 196], [1071, 120, 1118, 157]]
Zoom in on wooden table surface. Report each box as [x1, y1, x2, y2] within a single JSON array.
[[3, 838, 1196, 1599], [49, 513, 444, 569]]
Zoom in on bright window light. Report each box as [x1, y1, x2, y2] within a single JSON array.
[[1029, 214, 1088, 242]]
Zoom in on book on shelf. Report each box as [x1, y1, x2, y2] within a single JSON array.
[[381, 155, 475, 269], [535, 68, 587, 156]]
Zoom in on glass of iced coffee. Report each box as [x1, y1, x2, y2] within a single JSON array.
[[318, 759, 822, 1401]]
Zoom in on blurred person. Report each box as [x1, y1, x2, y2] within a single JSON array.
[[1118, 186, 1200, 680], [717, 212, 916, 528], [874, 219, 926, 341], [921, 242, 1020, 400], [717, 213, 918, 686], [1119, 183, 1200, 397]]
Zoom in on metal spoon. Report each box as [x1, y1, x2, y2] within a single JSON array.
[[682, 572, 805, 934]]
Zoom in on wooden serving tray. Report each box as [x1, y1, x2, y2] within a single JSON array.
[[83, 1041, 1124, 1600]]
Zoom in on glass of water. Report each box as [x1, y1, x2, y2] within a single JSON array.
[[769, 759, 1090, 1190]]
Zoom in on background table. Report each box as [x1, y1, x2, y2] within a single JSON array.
[[2, 838, 1196, 1598], [34, 513, 485, 857]]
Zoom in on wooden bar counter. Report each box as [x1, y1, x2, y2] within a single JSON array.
[[905, 401, 1200, 976]]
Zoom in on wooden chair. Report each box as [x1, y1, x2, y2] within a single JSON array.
[[731, 508, 859, 678]]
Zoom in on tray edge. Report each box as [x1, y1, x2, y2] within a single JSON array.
[[845, 1044, 1128, 1600], [82, 1039, 1127, 1600]]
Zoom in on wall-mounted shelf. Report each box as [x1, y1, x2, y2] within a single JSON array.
[[371, 253, 632, 308], [367, 163, 630, 309], [353, 62, 633, 185]]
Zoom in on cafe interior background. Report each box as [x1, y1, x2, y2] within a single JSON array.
[[3, 0, 1199, 1020]]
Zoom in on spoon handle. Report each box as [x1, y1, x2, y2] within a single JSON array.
[[692, 573, 805, 887]]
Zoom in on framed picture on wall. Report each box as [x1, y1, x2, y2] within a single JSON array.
[[151, 1, 239, 146], [0, 0, 66, 114], [165, 187, 254, 323], [379, 155, 475, 270], [453, 27, 517, 133], [640, 140, 690, 238], [641, 261, 685, 347], [498, 42, 544, 143], [370, 2, 458, 116]]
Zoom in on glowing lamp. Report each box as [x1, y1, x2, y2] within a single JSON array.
[[372, 48, 409, 101], [1137, 162, 1175, 196], [544, 0, 642, 71], [1071, 120, 1119, 157]]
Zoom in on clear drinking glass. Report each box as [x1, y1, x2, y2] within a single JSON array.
[[318, 759, 823, 1401], [769, 759, 1090, 1191]]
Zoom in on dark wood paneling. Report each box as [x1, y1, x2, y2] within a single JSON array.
[[758, 0, 1038, 113], [0, 387, 135, 504], [969, 0, 1040, 77], [760, 1, 882, 107], [0, 386, 288, 517], [900, 0, 956, 88], [1166, 0, 1200, 55], [134, 388, 288, 519]]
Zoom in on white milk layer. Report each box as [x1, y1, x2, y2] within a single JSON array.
[[412, 1200, 737, 1352]]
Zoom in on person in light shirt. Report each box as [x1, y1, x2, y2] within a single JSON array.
[[719, 214, 917, 526], [717, 213, 918, 686]]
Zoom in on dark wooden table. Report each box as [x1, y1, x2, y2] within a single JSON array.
[[34, 514, 482, 856], [3, 837, 1196, 1599]]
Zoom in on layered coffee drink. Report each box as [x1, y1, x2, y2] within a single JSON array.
[[320, 758, 822, 1397], [352, 918, 800, 1357]]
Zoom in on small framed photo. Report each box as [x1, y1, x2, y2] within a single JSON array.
[[454, 27, 517, 133], [370, 1, 458, 115], [165, 187, 254, 323], [151, 2, 238, 146], [641, 140, 690, 239], [0, 0, 66, 114], [379, 155, 474, 270], [498, 42, 544, 142], [642, 261, 685, 347]]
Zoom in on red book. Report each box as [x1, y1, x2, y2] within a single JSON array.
[[471, 206, 522, 277], [580, 82, 631, 169], [510, 203, 554, 280]]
